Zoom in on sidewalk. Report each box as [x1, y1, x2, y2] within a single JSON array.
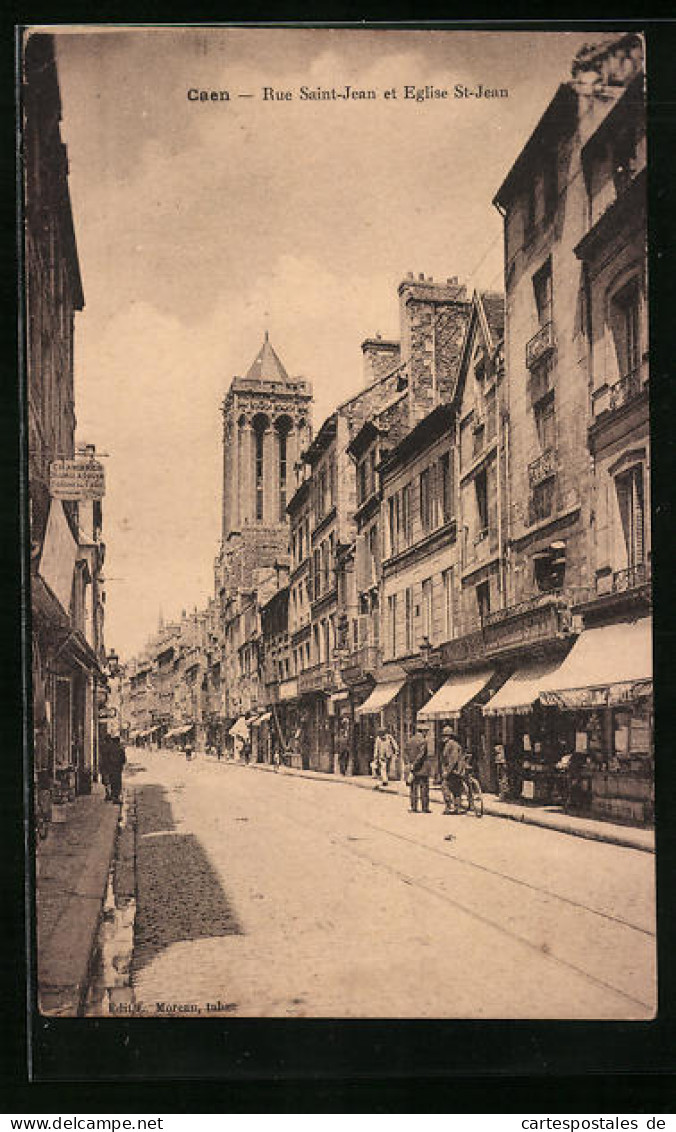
[[216, 756, 655, 855], [35, 782, 121, 1015]]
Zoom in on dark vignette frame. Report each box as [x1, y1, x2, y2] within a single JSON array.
[[3, 8, 676, 1113]]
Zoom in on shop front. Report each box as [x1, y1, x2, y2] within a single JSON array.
[[328, 691, 351, 774], [482, 655, 573, 803], [539, 616, 653, 824], [250, 712, 273, 763], [417, 667, 497, 786], [354, 671, 407, 779]]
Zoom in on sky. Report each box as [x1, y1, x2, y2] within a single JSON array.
[[47, 26, 597, 659]]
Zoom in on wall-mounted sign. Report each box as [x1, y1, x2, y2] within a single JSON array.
[[50, 458, 106, 501]]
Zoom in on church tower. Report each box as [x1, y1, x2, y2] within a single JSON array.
[[218, 333, 313, 593]]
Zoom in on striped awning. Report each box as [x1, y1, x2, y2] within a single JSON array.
[[539, 618, 652, 708], [418, 669, 494, 721]]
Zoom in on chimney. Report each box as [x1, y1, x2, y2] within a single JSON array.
[[361, 334, 401, 388], [397, 273, 471, 425]]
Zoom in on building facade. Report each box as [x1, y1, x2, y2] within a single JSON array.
[[25, 34, 107, 799], [120, 34, 651, 825]]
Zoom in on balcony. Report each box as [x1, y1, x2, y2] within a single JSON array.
[[483, 593, 572, 657], [526, 321, 555, 371], [340, 644, 381, 684], [298, 662, 338, 695], [528, 447, 556, 488], [572, 562, 651, 616]]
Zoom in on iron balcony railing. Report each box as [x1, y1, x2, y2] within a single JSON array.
[[528, 447, 557, 488], [526, 320, 555, 371], [609, 368, 643, 412]]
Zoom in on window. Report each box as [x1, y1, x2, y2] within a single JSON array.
[[279, 431, 287, 521], [313, 548, 321, 598], [368, 524, 379, 582], [531, 478, 555, 523], [485, 388, 497, 444], [476, 580, 491, 622], [475, 469, 489, 536], [535, 395, 556, 452], [323, 619, 330, 664], [422, 578, 433, 642], [534, 547, 566, 593], [533, 259, 553, 327], [388, 594, 397, 658], [443, 566, 456, 640], [401, 483, 411, 545], [611, 279, 641, 379], [405, 587, 414, 653], [255, 428, 264, 521], [615, 464, 645, 570], [388, 493, 400, 556], [358, 459, 367, 505], [438, 452, 453, 524], [420, 468, 432, 533]]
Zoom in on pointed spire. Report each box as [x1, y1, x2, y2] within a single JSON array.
[[245, 333, 289, 383], [158, 606, 164, 631]]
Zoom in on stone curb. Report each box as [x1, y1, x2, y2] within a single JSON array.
[[208, 754, 654, 855]]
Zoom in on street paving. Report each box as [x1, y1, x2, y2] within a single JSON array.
[[125, 748, 656, 1020]]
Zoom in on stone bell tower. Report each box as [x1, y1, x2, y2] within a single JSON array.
[[218, 333, 313, 593]]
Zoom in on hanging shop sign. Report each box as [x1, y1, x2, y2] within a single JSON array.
[[50, 458, 106, 501]]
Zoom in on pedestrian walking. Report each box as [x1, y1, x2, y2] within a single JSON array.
[[273, 746, 281, 772], [242, 736, 251, 765], [440, 725, 465, 814], [98, 726, 113, 800], [494, 742, 509, 800], [105, 733, 126, 803], [404, 723, 432, 813], [371, 725, 398, 789], [337, 716, 350, 776], [185, 739, 194, 762]]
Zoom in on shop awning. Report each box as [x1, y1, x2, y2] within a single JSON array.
[[538, 617, 652, 708], [355, 677, 406, 716], [418, 669, 494, 721], [229, 716, 250, 739], [483, 657, 567, 716], [250, 712, 272, 727]]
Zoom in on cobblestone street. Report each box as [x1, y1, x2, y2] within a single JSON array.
[[100, 748, 657, 1020]]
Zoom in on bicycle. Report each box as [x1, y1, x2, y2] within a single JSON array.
[[456, 770, 484, 818]]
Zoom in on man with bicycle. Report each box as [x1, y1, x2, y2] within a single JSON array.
[[440, 724, 466, 814]]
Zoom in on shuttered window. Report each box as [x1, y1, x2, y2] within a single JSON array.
[[615, 464, 645, 569]]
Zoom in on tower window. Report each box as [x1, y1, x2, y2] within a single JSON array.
[[279, 430, 287, 521], [255, 429, 264, 521]]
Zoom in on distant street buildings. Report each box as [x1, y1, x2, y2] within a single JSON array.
[[122, 32, 651, 825]]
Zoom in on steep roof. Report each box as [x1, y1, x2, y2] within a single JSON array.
[[245, 332, 289, 382], [480, 291, 505, 346]]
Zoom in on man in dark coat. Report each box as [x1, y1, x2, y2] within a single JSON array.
[[405, 722, 433, 813], [440, 725, 466, 814], [105, 733, 126, 803]]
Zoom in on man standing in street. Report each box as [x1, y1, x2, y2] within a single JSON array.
[[105, 731, 126, 804], [405, 722, 432, 813], [440, 725, 465, 814], [371, 725, 397, 789]]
